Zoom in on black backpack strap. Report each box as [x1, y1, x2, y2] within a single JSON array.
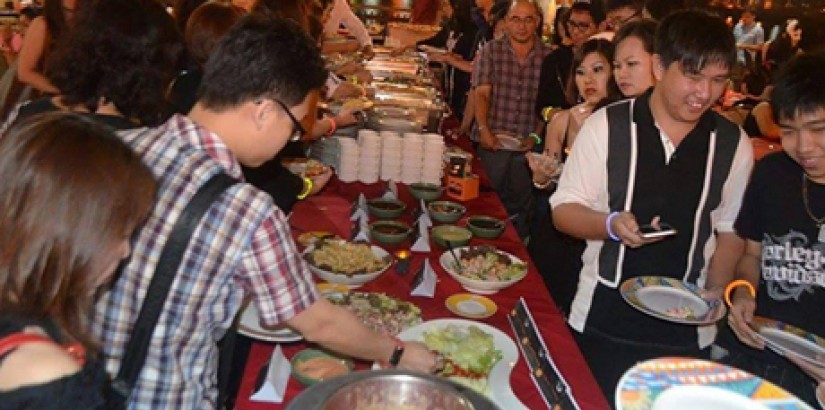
[[110, 172, 237, 403]]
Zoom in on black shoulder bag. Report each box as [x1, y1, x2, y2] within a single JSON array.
[[106, 173, 237, 410]]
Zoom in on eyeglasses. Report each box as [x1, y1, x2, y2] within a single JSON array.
[[607, 11, 640, 29], [566, 20, 594, 32], [273, 99, 306, 142], [508, 15, 537, 26]]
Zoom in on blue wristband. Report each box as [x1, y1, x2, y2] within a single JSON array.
[[606, 211, 621, 242]]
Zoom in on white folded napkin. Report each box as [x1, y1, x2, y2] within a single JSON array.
[[410, 258, 437, 297], [417, 199, 433, 228], [381, 180, 399, 200], [410, 222, 431, 253], [350, 193, 368, 222], [250, 345, 291, 403], [353, 217, 370, 242]]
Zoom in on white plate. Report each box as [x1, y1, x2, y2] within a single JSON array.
[[306, 243, 391, 288], [496, 135, 527, 152], [620, 276, 726, 325], [394, 319, 527, 410], [816, 384, 824, 409], [439, 247, 528, 294], [418, 44, 448, 54], [651, 385, 769, 410], [616, 357, 812, 410], [750, 317, 825, 367], [237, 302, 303, 343]]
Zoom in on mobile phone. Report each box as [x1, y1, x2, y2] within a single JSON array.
[[639, 223, 677, 239]]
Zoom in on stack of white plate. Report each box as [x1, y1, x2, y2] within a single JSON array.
[[421, 133, 445, 185], [400, 133, 423, 184], [358, 132, 381, 184], [337, 137, 360, 183], [380, 132, 402, 181]]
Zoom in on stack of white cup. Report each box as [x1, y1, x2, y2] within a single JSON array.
[[380, 131, 402, 181], [358, 131, 381, 184], [337, 137, 360, 183], [421, 133, 445, 185], [401, 132, 424, 184]]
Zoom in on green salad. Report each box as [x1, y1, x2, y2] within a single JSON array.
[[423, 325, 503, 392], [452, 246, 527, 281]]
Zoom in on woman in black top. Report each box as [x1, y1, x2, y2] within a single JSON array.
[[535, 1, 600, 118], [417, 0, 478, 119], [765, 19, 802, 80], [0, 113, 157, 410]]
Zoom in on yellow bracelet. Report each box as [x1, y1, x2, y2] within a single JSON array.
[[297, 177, 313, 200], [724, 279, 756, 307], [542, 106, 556, 122]]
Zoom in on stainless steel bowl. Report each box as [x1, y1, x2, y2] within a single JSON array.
[[285, 370, 501, 410]]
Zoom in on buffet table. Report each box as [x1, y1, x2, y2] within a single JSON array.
[[232, 170, 609, 409]]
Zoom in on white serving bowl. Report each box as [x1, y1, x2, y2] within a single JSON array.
[[438, 247, 528, 294]]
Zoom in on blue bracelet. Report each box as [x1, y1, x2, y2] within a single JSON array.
[[606, 211, 621, 242]]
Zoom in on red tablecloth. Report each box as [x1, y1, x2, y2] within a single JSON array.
[[233, 179, 609, 410]]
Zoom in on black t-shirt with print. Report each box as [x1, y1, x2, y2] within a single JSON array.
[[734, 152, 825, 338]]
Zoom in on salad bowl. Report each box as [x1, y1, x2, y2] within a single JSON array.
[[439, 246, 528, 294]]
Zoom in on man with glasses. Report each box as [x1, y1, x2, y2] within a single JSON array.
[[94, 15, 439, 409], [605, 0, 643, 32], [535, 1, 600, 117], [473, 0, 551, 238]]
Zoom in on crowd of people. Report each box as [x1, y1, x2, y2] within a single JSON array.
[[0, 0, 822, 409]]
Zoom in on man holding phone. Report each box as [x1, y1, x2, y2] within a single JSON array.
[[550, 10, 753, 397]]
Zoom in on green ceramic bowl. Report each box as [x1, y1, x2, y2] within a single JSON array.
[[409, 183, 444, 202], [369, 220, 412, 245], [427, 201, 466, 224], [291, 349, 353, 386], [466, 216, 505, 239], [367, 199, 407, 219], [432, 225, 473, 248]]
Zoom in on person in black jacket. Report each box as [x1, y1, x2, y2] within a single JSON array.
[[535, 1, 601, 121], [418, 0, 478, 119]]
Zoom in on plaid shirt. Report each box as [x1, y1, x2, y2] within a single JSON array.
[[473, 35, 551, 138], [92, 114, 319, 410]]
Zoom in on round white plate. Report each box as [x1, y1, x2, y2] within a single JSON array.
[[620, 276, 726, 325], [439, 247, 528, 294], [418, 44, 448, 54], [750, 317, 825, 367], [496, 135, 527, 152], [237, 302, 303, 343], [651, 385, 769, 410], [394, 319, 527, 410]]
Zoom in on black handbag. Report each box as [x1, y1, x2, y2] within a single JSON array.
[[105, 173, 237, 410]]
